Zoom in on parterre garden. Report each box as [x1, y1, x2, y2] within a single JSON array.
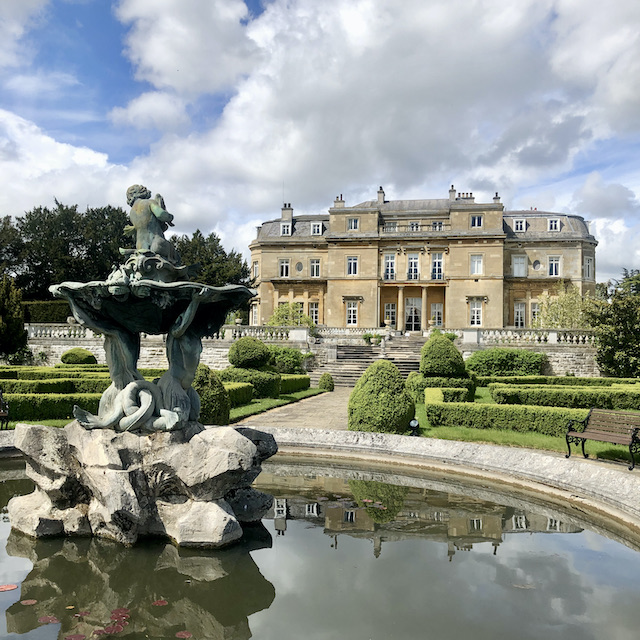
[[349, 331, 640, 466], [0, 338, 325, 427]]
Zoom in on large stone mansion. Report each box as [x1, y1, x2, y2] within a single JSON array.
[[248, 186, 597, 331]]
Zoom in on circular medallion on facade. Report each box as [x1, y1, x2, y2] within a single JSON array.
[[295, 262, 303, 272], [532, 260, 541, 270]]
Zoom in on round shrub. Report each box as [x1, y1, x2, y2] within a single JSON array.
[[218, 366, 281, 398], [419, 335, 467, 378], [465, 348, 548, 376], [318, 372, 334, 391], [193, 364, 230, 425], [60, 347, 97, 365], [268, 345, 304, 373], [348, 360, 415, 434], [228, 337, 270, 369]]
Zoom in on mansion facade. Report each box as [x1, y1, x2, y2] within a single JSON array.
[[248, 186, 597, 331]]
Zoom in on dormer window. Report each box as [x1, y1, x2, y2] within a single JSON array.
[[312, 222, 322, 235], [514, 219, 525, 232], [548, 219, 559, 232], [471, 215, 483, 228], [281, 222, 291, 236], [347, 217, 359, 231]]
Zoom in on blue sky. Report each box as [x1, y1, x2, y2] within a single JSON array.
[[1, 0, 639, 281]]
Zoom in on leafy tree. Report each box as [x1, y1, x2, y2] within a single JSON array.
[[267, 302, 314, 327], [531, 281, 593, 329], [14, 201, 132, 299], [0, 216, 23, 278], [171, 230, 249, 286], [586, 271, 640, 377], [0, 276, 28, 358]]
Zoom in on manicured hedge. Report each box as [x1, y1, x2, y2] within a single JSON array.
[[280, 374, 311, 393], [440, 387, 470, 402], [22, 300, 71, 323], [424, 398, 588, 437], [0, 378, 111, 394], [406, 371, 475, 403], [54, 364, 109, 371], [475, 375, 640, 387], [5, 393, 102, 421], [218, 366, 281, 398], [223, 382, 254, 407], [61, 348, 97, 365], [489, 383, 640, 410], [465, 348, 548, 376]]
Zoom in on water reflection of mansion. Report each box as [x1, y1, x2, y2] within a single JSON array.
[[258, 473, 582, 559]]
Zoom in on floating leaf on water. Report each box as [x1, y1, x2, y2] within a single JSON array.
[[111, 613, 130, 621], [175, 632, 193, 638], [93, 630, 106, 636], [38, 616, 60, 624], [20, 599, 37, 606], [111, 608, 130, 615], [152, 599, 168, 606], [0, 584, 18, 592], [65, 635, 87, 640], [74, 611, 91, 618]]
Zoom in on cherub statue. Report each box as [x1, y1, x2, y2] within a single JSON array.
[[125, 184, 180, 264]]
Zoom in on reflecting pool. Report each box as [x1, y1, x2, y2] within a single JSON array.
[[2, 457, 640, 639]]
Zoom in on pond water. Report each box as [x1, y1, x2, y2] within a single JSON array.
[[2, 457, 640, 640]]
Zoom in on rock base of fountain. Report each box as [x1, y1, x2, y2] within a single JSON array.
[[8, 422, 277, 548]]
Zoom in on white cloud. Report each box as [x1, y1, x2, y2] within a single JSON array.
[[4, 70, 80, 98], [0, 109, 127, 214], [0, 0, 49, 69], [109, 91, 190, 131], [114, 0, 260, 95], [573, 173, 640, 219]]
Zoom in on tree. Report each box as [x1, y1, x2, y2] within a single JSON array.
[[14, 201, 132, 299], [0, 216, 23, 278], [266, 302, 315, 327], [586, 271, 640, 377], [171, 230, 249, 287], [0, 276, 28, 358], [531, 281, 593, 329]]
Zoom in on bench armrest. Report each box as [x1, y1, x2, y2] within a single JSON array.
[[566, 415, 588, 434]]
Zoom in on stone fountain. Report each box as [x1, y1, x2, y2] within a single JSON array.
[[8, 185, 277, 548]]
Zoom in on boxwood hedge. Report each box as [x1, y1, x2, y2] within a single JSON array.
[[465, 348, 548, 376], [223, 382, 254, 407], [489, 383, 640, 410], [424, 397, 588, 437], [406, 371, 476, 403], [475, 375, 640, 387], [5, 393, 102, 421], [218, 366, 281, 398], [280, 374, 311, 393]]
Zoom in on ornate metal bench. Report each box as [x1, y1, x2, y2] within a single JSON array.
[[0, 389, 9, 430], [566, 408, 640, 471]]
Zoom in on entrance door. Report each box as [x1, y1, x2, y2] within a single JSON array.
[[405, 297, 421, 331]]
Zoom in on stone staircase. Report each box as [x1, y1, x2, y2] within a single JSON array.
[[308, 336, 427, 387]]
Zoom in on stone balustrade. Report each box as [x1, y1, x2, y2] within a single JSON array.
[[466, 328, 596, 346]]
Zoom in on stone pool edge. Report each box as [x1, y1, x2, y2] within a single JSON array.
[[4, 426, 640, 534], [256, 426, 640, 533]]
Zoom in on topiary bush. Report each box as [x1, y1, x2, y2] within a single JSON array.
[[218, 366, 281, 398], [193, 364, 230, 425], [227, 337, 270, 369], [222, 382, 254, 407], [406, 371, 475, 403], [60, 348, 97, 365], [280, 374, 311, 393], [267, 345, 305, 373], [420, 335, 468, 378], [465, 348, 548, 376], [348, 360, 415, 434], [318, 372, 334, 391]]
